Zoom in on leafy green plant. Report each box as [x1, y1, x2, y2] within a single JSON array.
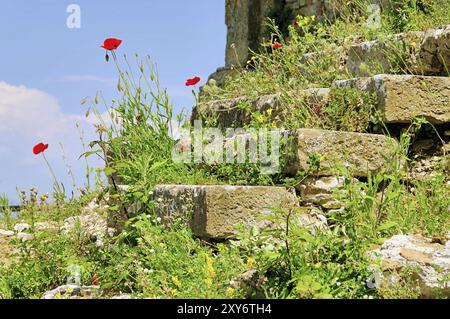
[[0, 194, 14, 230]]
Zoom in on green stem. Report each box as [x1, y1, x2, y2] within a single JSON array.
[[42, 153, 59, 186]]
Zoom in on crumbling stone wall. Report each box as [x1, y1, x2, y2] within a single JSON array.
[[207, 0, 332, 85], [224, 0, 330, 67]]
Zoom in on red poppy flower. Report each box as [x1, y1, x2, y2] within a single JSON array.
[[101, 38, 122, 51], [33, 143, 49, 155], [92, 275, 99, 285], [272, 41, 283, 50], [185, 76, 201, 86]]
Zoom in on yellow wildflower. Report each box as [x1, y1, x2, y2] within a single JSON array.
[[205, 255, 216, 278], [297, 16, 309, 27], [246, 257, 255, 270], [172, 276, 181, 288], [204, 254, 216, 288], [226, 287, 235, 298], [266, 108, 273, 116], [256, 114, 265, 123]]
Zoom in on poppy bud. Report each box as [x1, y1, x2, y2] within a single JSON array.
[[105, 53, 110, 62]]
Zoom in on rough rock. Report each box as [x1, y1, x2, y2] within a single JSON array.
[[82, 198, 109, 215], [34, 222, 58, 232], [286, 129, 400, 177], [13, 223, 30, 233], [114, 184, 142, 216], [229, 269, 265, 298], [346, 39, 395, 77], [0, 236, 14, 265], [0, 229, 15, 237], [298, 176, 350, 209], [205, 66, 235, 88], [371, 234, 450, 298], [295, 206, 328, 233], [42, 285, 101, 299], [408, 155, 449, 181], [219, 1, 399, 84], [62, 213, 115, 247], [152, 185, 297, 240], [16, 232, 34, 242], [419, 24, 450, 75]]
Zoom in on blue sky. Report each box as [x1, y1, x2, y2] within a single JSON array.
[[0, 1, 226, 204]]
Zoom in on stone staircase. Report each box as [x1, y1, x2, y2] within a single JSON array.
[[146, 24, 449, 242], [197, 74, 449, 128], [99, 17, 450, 298]]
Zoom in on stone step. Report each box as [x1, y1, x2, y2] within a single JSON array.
[[334, 74, 450, 124], [152, 185, 296, 240], [299, 25, 450, 77], [346, 25, 449, 77], [196, 74, 449, 127], [176, 126, 399, 178], [286, 129, 401, 177], [194, 88, 330, 128]]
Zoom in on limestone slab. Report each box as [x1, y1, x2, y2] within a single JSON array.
[[152, 185, 296, 239]]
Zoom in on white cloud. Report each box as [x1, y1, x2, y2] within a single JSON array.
[[0, 82, 74, 138], [0, 81, 109, 146], [0, 82, 104, 202]]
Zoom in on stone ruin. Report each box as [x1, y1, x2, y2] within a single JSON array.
[[123, 1, 450, 297]]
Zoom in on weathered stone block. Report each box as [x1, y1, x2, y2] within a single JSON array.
[[298, 176, 349, 209], [195, 88, 329, 128], [346, 39, 394, 77], [346, 25, 450, 76], [286, 129, 400, 177], [334, 74, 450, 124], [152, 185, 296, 239], [373, 74, 450, 124], [419, 24, 450, 75]]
